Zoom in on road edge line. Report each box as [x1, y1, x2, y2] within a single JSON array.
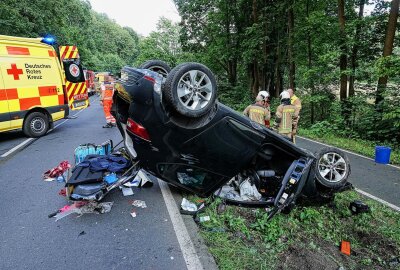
[[158, 179, 204, 270], [0, 138, 34, 157], [355, 188, 400, 212], [298, 136, 400, 170]]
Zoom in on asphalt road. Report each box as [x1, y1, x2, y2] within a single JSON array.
[[297, 137, 400, 207], [0, 98, 194, 270]]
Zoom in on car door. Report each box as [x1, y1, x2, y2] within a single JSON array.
[[0, 68, 11, 132], [59, 46, 89, 110]]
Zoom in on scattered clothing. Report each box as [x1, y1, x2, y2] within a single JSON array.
[[76, 154, 131, 173], [43, 161, 71, 181]]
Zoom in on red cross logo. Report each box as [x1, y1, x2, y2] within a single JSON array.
[[69, 64, 80, 77], [7, 64, 23, 80]]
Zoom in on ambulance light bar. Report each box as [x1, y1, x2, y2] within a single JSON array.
[[41, 35, 56, 45]]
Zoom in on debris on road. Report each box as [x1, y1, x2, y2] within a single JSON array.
[[349, 200, 370, 215], [121, 186, 134, 196], [43, 160, 71, 181], [49, 201, 114, 221], [199, 216, 210, 223], [340, 240, 351, 256], [78, 231, 86, 237], [104, 172, 118, 185], [239, 178, 262, 201], [123, 173, 141, 187], [130, 209, 137, 218], [181, 198, 198, 212], [132, 200, 147, 208]]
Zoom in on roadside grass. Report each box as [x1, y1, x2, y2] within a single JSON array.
[[191, 191, 400, 270], [299, 129, 400, 166]]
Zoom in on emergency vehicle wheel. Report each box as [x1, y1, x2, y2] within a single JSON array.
[[314, 147, 350, 189], [139, 60, 171, 79], [23, 112, 49, 138], [163, 62, 217, 118]]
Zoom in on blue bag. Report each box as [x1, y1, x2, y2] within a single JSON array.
[[74, 140, 113, 165]]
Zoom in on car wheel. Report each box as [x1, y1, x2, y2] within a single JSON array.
[[314, 147, 350, 189], [23, 112, 49, 138], [163, 62, 217, 118], [139, 60, 171, 79]]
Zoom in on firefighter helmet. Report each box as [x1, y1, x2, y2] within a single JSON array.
[[280, 91, 290, 100], [257, 90, 269, 101]]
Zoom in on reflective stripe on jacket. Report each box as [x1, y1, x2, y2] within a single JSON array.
[[276, 104, 298, 134], [102, 83, 114, 101]]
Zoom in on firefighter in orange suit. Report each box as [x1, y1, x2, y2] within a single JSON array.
[[287, 88, 302, 143], [274, 91, 299, 142], [100, 75, 116, 128]]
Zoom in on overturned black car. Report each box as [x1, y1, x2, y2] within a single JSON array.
[[112, 60, 351, 218]]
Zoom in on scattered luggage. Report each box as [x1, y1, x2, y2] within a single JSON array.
[[74, 140, 113, 164]]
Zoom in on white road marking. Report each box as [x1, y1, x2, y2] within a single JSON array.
[[0, 138, 34, 157], [355, 188, 400, 212], [158, 179, 204, 270], [1, 98, 97, 158], [298, 136, 400, 170]]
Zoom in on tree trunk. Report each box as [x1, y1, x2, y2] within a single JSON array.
[[307, 0, 315, 124], [288, 1, 296, 90], [275, 39, 283, 97], [249, 0, 259, 96], [252, 60, 260, 96], [349, 0, 365, 97], [375, 0, 399, 107], [338, 0, 348, 101]]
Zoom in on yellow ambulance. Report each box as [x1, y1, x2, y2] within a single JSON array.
[[0, 35, 89, 137]]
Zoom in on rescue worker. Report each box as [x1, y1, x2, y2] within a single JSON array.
[[259, 90, 271, 127], [243, 91, 271, 126], [100, 75, 116, 128], [287, 88, 302, 143], [274, 91, 299, 142]]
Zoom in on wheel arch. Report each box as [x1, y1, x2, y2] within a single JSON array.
[[23, 107, 53, 127]]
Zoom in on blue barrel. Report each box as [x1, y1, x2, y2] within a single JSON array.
[[375, 146, 391, 164]]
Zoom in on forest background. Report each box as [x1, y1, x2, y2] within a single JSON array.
[[1, 0, 399, 155]]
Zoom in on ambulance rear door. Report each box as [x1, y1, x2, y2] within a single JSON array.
[[59, 46, 89, 110], [0, 67, 10, 132]]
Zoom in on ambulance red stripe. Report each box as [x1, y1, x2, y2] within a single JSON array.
[[0, 89, 17, 101], [77, 82, 85, 95], [75, 82, 85, 96], [48, 50, 56, 57], [58, 94, 64, 105], [66, 82, 73, 92], [38, 86, 57, 96], [67, 46, 76, 59], [19, 97, 41, 110], [60, 45, 69, 60], [69, 83, 80, 99], [0, 90, 7, 101], [6, 46, 30, 55], [6, 89, 18, 99]]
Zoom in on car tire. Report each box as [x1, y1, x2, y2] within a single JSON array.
[[23, 112, 49, 138], [314, 147, 350, 189], [139, 60, 171, 79], [163, 62, 217, 118]]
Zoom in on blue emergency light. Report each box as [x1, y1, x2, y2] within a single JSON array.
[[41, 35, 56, 45]]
